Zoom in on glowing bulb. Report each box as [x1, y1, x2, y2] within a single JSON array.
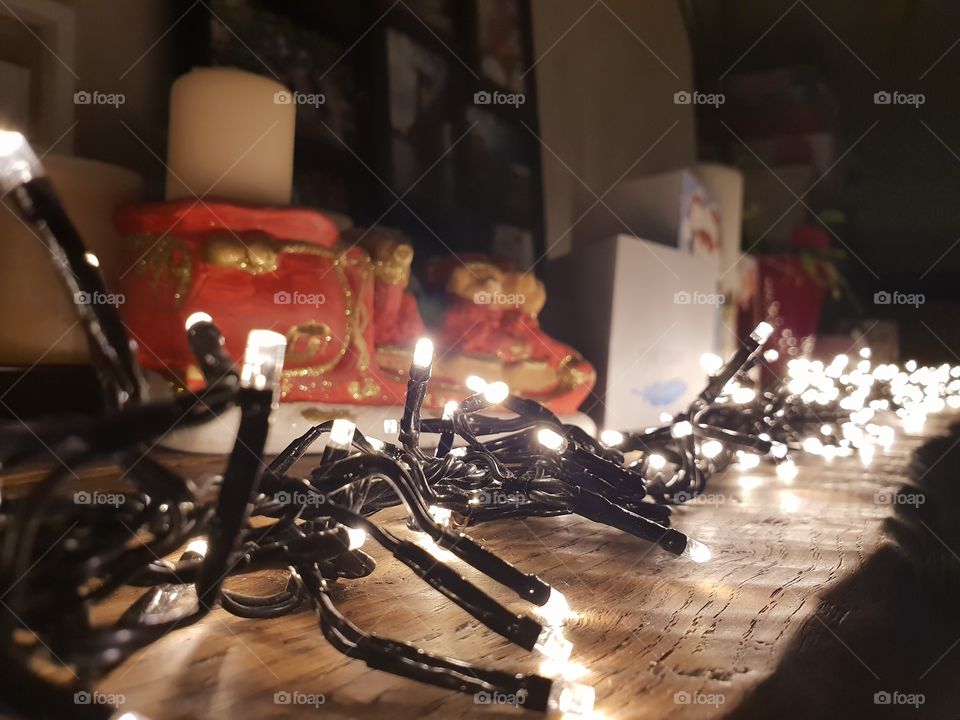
[[428, 505, 452, 527], [859, 444, 875, 466], [367, 436, 386, 452], [0, 131, 25, 156], [442, 400, 458, 420], [345, 527, 366, 550], [483, 381, 510, 404], [412, 337, 434, 369], [751, 321, 774, 343], [779, 491, 801, 513], [731, 386, 756, 404], [547, 680, 595, 719], [449, 447, 467, 458], [329, 418, 356, 449], [465, 375, 487, 393], [737, 452, 760, 470], [185, 538, 208, 557], [537, 427, 566, 452], [659, 412, 673, 423], [184, 311, 213, 329], [534, 626, 573, 663], [860, 347, 872, 359], [820, 424, 833, 436], [537, 588, 573, 626], [763, 348, 780, 362], [648, 453, 666, 470], [906, 360, 917, 372], [600, 429, 624, 447], [671, 420, 693, 438], [84, 252, 100, 268], [700, 352, 723, 375], [777, 460, 798, 482], [802, 437, 823, 455], [701, 439, 724, 458], [240, 329, 287, 392], [682, 538, 712, 563], [770, 442, 788, 459], [383, 418, 399, 434]]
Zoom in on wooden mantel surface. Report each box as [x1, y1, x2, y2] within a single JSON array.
[[13, 415, 960, 719]]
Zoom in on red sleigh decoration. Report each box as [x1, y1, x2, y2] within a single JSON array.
[[115, 202, 594, 414]]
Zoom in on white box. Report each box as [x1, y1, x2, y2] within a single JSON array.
[[543, 234, 719, 431], [572, 169, 720, 257]]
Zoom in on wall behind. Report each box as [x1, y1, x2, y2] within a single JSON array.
[[530, 0, 696, 259]]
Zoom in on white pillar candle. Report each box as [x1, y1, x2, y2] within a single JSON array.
[[165, 67, 295, 206]]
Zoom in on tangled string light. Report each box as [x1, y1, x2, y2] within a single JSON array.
[[0, 131, 956, 720]]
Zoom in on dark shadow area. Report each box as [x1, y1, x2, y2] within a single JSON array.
[[726, 426, 960, 719]]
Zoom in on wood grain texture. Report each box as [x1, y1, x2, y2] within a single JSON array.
[[19, 416, 960, 719]]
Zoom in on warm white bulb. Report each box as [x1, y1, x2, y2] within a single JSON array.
[[537, 588, 572, 626], [770, 442, 788, 459], [84, 251, 100, 268], [737, 452, 760, 470], [240, 329, 287, 391], [412, 337, 434, 369], [366, 436, 386, 452], [648, 453, 667, 470], [701, 439, 723, 458], [671, 420, 693, 438], [383, 418, 399, 435], [731, 386, 756, 404], [483, 381, 510, 404], [328, 418, 356, 449], [700, 352, 723, 376], [428, 505, 452, 527], [534, 626, 573, 663], [751, 321, 775, 343], [537, 427, 566, 452], [465, 375, 487, 393], [184, 311, 213, 330], [682, 538, 712, 563], [547, 680, 595, 719], [0, 131, 24, 156], [345, 527, 366, 550], [449, 446, 467, 457], [763, 348, 780, 362], [802, 437, 823, 455], [776, 460, 798, 482], [442, 400, 458, 420], [860, 347, 872, 359], [185, 538, 208, 557], [600, 429, 624, 447]]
